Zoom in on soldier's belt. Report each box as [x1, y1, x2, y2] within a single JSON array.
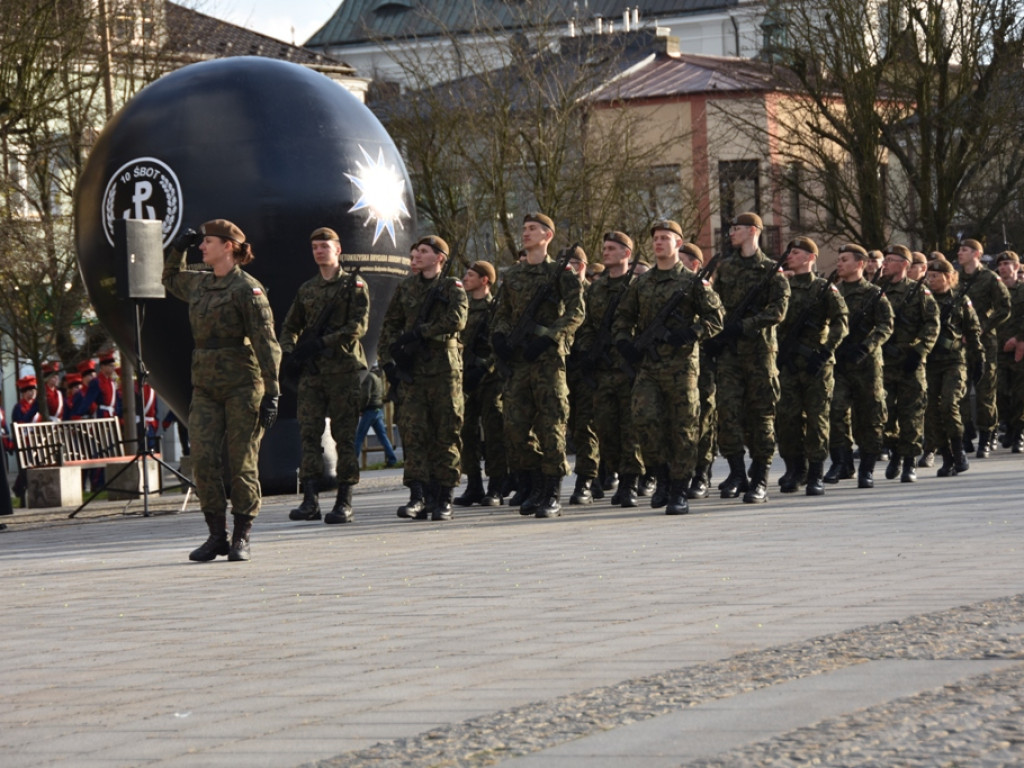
[[195, 337, 247, 349]]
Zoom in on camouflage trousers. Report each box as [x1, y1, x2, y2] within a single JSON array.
[[593, 367, 643, 476], [926, 362, 966, 448], [715, 349, 779, 464], [568, 367, 599, 479], [996, 351, 1024, 434], [777, 361, 834, 463], [297, 369, 361, 485], [883, 361, 927, 457], [461, 373, 507, 480], [503, 359, 571, 478], [397, 369, 464, 488], [189, 383, 265, 518], [831, 360, 887, 455], [631, 359, 699, 481], [696, 354, 718, 470], [962, 336, 1000, 432]]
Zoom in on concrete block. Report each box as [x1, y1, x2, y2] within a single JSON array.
[[26, 466, 83, 508], [105, 459, 162, 500]]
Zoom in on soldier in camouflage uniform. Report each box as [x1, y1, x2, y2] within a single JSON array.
[[707, 212, 789, 504], [826, 244, 894, 489], [925, 258, 984, 476], [573, 232, 644, 507], [679, 243, 719, 499], [280, 227, 369, 525], [879, 244, 939, 483], [565, 245, 602, 505], [774, 237, 848, 496], [163, 219, 281, 563], [956, 239, 1011, 457], [378, 235, 468, 521], [613, 220, 724, 515], [454, 260, 507, 507], [995, 251, 1024, 451], [492, 212, 585, 518]]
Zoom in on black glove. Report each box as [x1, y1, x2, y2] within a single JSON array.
[[616, 338, 643, 366], [492, 332, 513, 362], [805, 347, 832, 375], [970, 360, 984, 384], [172, 228, 200, 253], [523, 334, 556, 362], [396, 326, 423, 347], [902, 349, 922, 375], [259, 394, 279, 430], [280, 352, 301, 380], [293, 337, 325, 364], [720, 321, 743, 341], [382, 361, 400, 387], [463, 365, 487, 392], [667, 326, 699, 348]]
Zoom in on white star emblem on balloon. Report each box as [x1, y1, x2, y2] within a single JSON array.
[[345, 146, 410, 248]]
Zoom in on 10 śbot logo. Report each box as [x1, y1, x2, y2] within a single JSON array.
[[102, 157, 183, 248]]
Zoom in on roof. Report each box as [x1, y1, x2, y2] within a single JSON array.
[[590, 50, 800, 101], [307, 0, 740, 47], [165, 2, 353, 71]]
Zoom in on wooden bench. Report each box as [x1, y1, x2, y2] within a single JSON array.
[[13, 418, 161, 508]]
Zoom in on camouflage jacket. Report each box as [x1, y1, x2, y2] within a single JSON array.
[[575, 271, 635, 371], [961, 265, 1011, 338], [461, 294, 496, 373], [712, 248, 790, 353], [931, 289, 983, 366], [837, 278, 894, 360], [280, 267, 369, 374], [880, 276, 940, 361], [778, 272, 849, 355], [997, 281, 1024, 349], [378, 271, 468, 375]]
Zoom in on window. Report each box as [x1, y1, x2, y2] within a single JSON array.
[[719, 160, 759, 223], [643, 164, 683, 222]]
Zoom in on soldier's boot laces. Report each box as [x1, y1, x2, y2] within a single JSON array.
[[324, 484, 354, 524], [569, 476, 593, 505], [900, 456, 917, 483], [189, 512, 229, 562], [743, 461, 769, 504], [857, 454, 877, 489], [480, 475, 505, 506], [397, 481, 426, 518], [665, 479, 690, 515], [228, 514, 253, 562], [618, 474, 639, 507], [453, 471, 485, 506], [805, 461, 825, 496], [720, 455, 748, 499], [289, 479, 321, 521]]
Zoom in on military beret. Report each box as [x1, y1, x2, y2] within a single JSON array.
[[911, 251, 928, 265], [310, 227, 339, 242], [679, 242, 704, 263], [995, 250, 1020, 265], [76, 359, 96, 374], [650, 220, 683, 238], [563, 244, 588, 263], [416, 235, 449, 257], [523, 212, 555, 233], [732, 212, 763, 230], [885, 244, 912, 262], [839, 243, 869, 259], [928, 257, 955, 274], [603, 231, 634, 251], [960, 238, 983, 253], [928, 251, 945, 261], [99, 353, 117, 366], [867, 249, 884, 261], [41, 361, 61, 376], [201, 219, 246, 244], [787, 236, 818, 255], [468, 260, 496, 283], [587, 263, 605, 276], [17, 375, 37, 390]]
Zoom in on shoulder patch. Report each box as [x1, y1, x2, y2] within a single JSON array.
[[922, 287, 932, 295], [453, 278, 463, 288], [252, 287, 263, 296], [830, 284, 839, 293], [702, 278, 711, 287], [355, 277, 366, 288]]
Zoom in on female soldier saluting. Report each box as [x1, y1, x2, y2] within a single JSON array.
[[164, 219, 281, 562]]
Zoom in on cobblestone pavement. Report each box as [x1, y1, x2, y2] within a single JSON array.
[[1, 452, 1022, 768]]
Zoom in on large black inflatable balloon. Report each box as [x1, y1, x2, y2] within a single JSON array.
[[75, 57, 414, 493]]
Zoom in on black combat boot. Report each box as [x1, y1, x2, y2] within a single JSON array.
[[687, 464, 711, 499], [508, 470, 532, 508], [289, 478, 321, 521], [650, 465, 671, 508], [228, 514, 253, 562], [617, 474, 639, 507], [569, 475, 594, 505], [918, 451, 935, 468], [805, 461, 825, 496], [884, 452, 901, 480], [189, 512, 229, 562], [976, 430, 991, 459], [610, 477, 624, 505], [953, 436, 970, 474], [600, 470, 618, 494], [431, 486, 455, 521], [480, 475, 505, 506], [536, 476, 563, 518], [900, 456, 917, 483], [1014, 429, 1024, 454], [638, 473, 657, 497], [324, 484, 354, 524], [743, 461, 769, 503], [857, 453, 877, 488], [963, 423, 976, 453], [778, 456, 805, 493], [397, 481, 426, 518], [520, 471, 545, 516], [665, 479, 690, 515], [417, 482, 439, 520], [453, 470, 485, 506], [937, 445, 957, 477], [720, 454, 748, 499]]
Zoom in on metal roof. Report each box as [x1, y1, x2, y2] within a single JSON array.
[[307, 0, 741, 47]]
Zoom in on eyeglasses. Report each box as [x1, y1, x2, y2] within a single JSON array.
[[728, 225, 749, 233]]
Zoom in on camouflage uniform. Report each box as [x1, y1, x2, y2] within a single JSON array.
[[378, 271, 468, 489], [613, 262, 723, 483], [881, 277, 940, 460], [162, 250, 281, 520], [567, 282, 600, 485], [960, 265, 1011, 440], [831, 279, 893, 459], [711, 249, 790, 469], [280, 267, 369, 486], [492, 257, 585, 479], [996, 281, 1024, 445], [460, 294, 507, 485], [776, 273, 848, 465]]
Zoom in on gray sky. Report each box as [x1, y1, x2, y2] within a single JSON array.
[[209, 0, 340, 45]]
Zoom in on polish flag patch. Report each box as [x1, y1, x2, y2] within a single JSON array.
[[252, 288, 263, 296]]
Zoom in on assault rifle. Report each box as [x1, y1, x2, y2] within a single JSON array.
[[834, 281, 886, 367], [462, 282, 502, 392], [495, 246, 576, 377], [703, 248, 790, 358], [881, 273, 928, 361], [389, 254, 457, 384], [777, 269, 838, 374], [578, 259, 640, 388]]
